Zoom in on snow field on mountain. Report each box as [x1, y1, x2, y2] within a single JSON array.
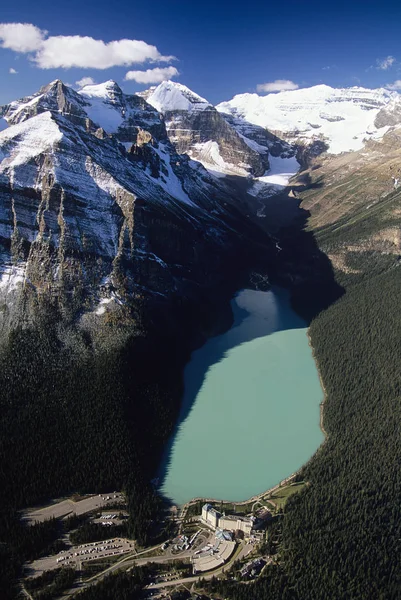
[[217, 85, 398, 154], [146, 81, 211, 113], [6, 94, 45, 125], [191, 140, 249, 177]]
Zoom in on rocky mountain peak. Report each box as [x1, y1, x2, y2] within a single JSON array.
[[39, 79, 65, 93], [1, 79, 88, 128], [1, 77, 272, 336], [136, 80, 271, 177], [79, 80, 123, 99]]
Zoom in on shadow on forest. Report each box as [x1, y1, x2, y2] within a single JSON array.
[[157, 191, 344, 501]]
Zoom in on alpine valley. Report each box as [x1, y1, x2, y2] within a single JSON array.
[[1, 79, 401, 599]]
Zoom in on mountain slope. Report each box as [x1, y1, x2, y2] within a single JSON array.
[[0, 80, 278, 596], [1, 79, 273, 337]]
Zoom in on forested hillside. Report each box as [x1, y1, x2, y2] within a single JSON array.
[[209, 172, 401, 599]]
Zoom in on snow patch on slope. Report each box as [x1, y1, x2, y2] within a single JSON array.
[[249, 155, 299, 197], [95, 296, 113, 315], [153, 143, 197, 206], [5, 94, 44, 125], [0, 111, 62, 170], [146, 81, 211, 114], [78, 81, 124, 133], [85, 156, 125, 199], [0, 264, 25, 293], [191, 141, 249, 177]]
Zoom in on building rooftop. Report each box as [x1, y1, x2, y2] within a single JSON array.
[[220, 514, 251, 523]]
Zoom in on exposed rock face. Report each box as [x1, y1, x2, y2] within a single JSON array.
[[0, 80, 270, 338], [144, 81, 270, 177], [162, 107, 269, 176], [0, 80, 89, 127], [219, 111, 295, 158], [374, 98, 401, 128]]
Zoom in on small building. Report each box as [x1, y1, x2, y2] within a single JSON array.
[[240, 557, 266, 579]]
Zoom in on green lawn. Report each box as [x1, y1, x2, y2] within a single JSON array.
[[268, 482, 306, 511]]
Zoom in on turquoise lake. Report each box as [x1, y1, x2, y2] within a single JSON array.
[[160, 287, 324, 505]]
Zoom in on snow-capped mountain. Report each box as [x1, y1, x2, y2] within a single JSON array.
[[140, 81, 271, 177], [217, 84, 401, 155], [0, 79, 269, 336], [145, 81, 212, 113], [4, 77, 401, 338]]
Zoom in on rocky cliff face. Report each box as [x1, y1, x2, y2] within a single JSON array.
[[144, 81, 270, 177], [0, 80, 271, 341]]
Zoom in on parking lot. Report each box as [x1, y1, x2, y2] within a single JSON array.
[[28, 538, 134, 576], [22, 493, 125, 524]]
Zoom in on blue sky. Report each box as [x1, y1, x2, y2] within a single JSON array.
[[2, 0, 401, 105]]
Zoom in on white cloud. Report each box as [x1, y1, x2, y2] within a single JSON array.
[[376, 56, 396, 70], [34, 36, 174, 69], [0, 22, 175, 70], [76, 76, 96, 88], [385, 80, 401, 90], [9, 67, 17, 74], [257, 79, 299, 93], [0, 23, 46, 52], [124, 66, 179, 84]]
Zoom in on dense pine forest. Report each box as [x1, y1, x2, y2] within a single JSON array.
[[2, 169, 401, 599], [203, 188, 401, 599], [0, 258, 249, 598], [0, 308, 184, 598]]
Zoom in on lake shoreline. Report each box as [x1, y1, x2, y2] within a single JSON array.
[[162, 288, 325, 508], [307, 330, 328, 440], [178, 329, 327, 513]]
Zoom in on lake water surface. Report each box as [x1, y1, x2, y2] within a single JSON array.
[[160, 287, 324, 505]]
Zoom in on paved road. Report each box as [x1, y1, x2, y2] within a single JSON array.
[[181, 473, 297, 516], [20, 586, 34, 600], [236, 543, 254, 562], [61, 539, 246, 598], [60, 545, 165, 599], [147, 543, 245, 591]]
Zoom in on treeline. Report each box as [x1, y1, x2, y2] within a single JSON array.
[[25, 568, 76, 599]]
